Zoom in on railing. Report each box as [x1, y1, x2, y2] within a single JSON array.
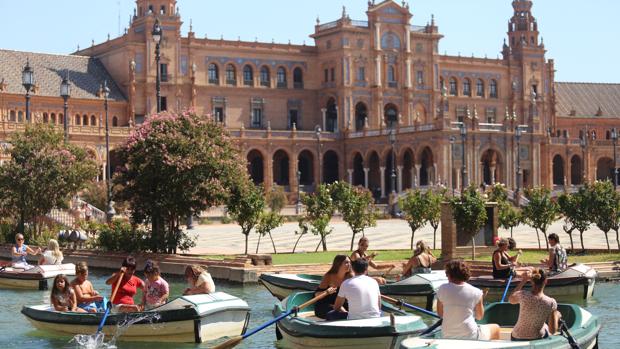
[[417, 123, 435, 132], [317, 20, 339, 31], [46, 198, 106, 228], [351, 20, 369, 28], [411, 25, 426, 32], [277, 82, 287, 89], [293, 82, 304, 89], [243, 79, 253, 86], [226, 79, 237, 86], [478, 123, 504, 132]]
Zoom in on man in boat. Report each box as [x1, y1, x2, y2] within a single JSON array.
[[11, 233, 41, 270], [350, 237, 396, 284], [541, 233, 568, 276], [328, 259, 382, 321]]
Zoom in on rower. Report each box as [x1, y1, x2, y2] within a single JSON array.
[[328, 259, 381, 321]]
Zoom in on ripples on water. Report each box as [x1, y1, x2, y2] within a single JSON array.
[[0, 271, 618, 348]]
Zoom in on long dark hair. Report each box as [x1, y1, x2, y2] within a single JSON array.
[[51, 274, 71, 299], [326, 255, 349, 275]]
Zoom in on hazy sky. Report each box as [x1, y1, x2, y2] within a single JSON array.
[[0, 0, 618, 83]]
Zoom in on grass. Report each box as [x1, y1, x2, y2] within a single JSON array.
[[201, 249, 620, 265]]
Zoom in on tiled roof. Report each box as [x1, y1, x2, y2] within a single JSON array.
[[555, 82, 620, 118], [0, 49, 125, 101]]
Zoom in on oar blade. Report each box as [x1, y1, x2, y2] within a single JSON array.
[[211, 335, 243, 349]]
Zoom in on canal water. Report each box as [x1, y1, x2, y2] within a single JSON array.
[[1, 270, 618, 349]]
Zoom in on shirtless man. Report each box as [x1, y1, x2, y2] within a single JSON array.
[[71, 262, 104, 312]]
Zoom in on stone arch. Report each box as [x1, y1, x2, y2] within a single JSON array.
[[82, 114, 88, 126], [481, 148, 503, 185], [273, 149, 290, 186], [43, 112, 49, 123], [419, 147, 434, 186], [112, 116, 118, 127], [259, 65, 271, 86], [75, 114, 81, 126], [413, 103, 427, 124], [326, 97, 338, 132], [225, 63, 237, 85], [355, 102, 368, 132], [322, 150, 339, 184], [242, 64, 254, 85], [596, 156, 614, 181], [51, 113, 57, 124], [276, 66, 288, 88], [401, 148, 415, 190], [367, 150, 381, 199], [570, 155, 582, 185], [207, 62, 220, 84], [352, 152, 365, 186], [293, 66, 304, 88], [384, 103, 398, 128], [552, 154, 565, 186], [247, 149, 264, 185], [297, 150, 314, 186]]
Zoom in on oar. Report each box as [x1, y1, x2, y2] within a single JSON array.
[[212, 290, 330, 349], [500, 273, 514, 303], [96, 271, 124, 334], [381, 295, 440, 318], [559, 319, 581, 349]]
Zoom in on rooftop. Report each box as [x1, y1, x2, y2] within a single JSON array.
[[555, 82, 620, 118]]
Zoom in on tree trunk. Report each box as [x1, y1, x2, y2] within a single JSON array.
[[321, 235, 327, 252], [410, 228, 416, 250], [255, 234, 262, 254], [616, 229, 620, 251], [471, 236, 476, 261], [534, 228, 541, 249], [244, 232, 249, 255], [579, 231, 585, 251], [315, 238, 322, 252], [269, 232, 277, 254], [543, 229, 549, 250], [350, 232, 357, 251], [568, 232, 575, 251], [432, 226, 438, 250], [604, 231, 610, 253], [292, 233, 304, 253], [510, 227, 513, 239]]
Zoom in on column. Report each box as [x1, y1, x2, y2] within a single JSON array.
[[347, 169, 353, 184], [265, 154, 273, 192], [405, 26, 411, 53], [374, 23, 381, 48], [405, 58, 411, 88], [380, 167, 386, 198], [321, 108, 326, 131], [375, 56, 382, 87], [414, 165, 421, 187], [397, 166, 403, 193], [490, 165, 496, 184], [335, 106, 339, 131], [363, 168, 370, 188], [433, 163, 438, 185], [102, 163, 106, 181], [410, 170, 415, 190]]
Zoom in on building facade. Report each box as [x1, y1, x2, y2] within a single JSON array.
[[1, 0, 619, 202]]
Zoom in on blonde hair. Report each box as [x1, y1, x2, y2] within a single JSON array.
[[76, 261, 88, 275], [48, 239, 63, 261], [413, 240, 431, 257], [185, 265, 206, 281]]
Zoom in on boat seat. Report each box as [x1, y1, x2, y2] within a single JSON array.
[[294, 311, 422, 327]]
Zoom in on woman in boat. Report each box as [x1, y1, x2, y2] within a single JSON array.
[[509, 268, 560, 341], [314, 255, 352, 319], [541, 233, 568, 275], [142, 260, 169, 310], [106, 256, 145, 312], [437, 260, 500, 340], [11, 233, 41, 270], [350, 237, 396, 284], [71, 262, 105, 312], [401, 240, 436, 278], [492, 238, 533, 279], [183, 265, 215, 295], [50, 274, 85, 313], [39, 239, 63, 265]]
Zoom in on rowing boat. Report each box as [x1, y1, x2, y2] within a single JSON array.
[[260, 271, 448, 310], [274, 291, 428, 349], [21, 292, 250, 343], [400, 302, 600, 348], [469, 264, 597, 301], [0, 263, 76, 290]]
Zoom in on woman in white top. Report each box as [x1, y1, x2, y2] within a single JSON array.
[[437, 260, 500, 340], [183, 264, 215, 295], [39, 239, 64, 265]]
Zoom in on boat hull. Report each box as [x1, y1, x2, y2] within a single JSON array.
[[0, 264, 76, 290]]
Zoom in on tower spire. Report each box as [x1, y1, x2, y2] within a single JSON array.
[[507, 0, 540, 49]]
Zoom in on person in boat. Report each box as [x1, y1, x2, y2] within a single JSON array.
[[541, 233, 568, 275], [437, 260, 500, 340], [509, 268, 560, 341], [328, 259, 382, 321], [11, 233, 41, 270], [350, 237, 396, 285], [71, 262, 105, 312], [401, 240, 436, 278], [314, 255, 352, 319], [106, 256, 145, 312], [50, 274, 85, 313], [39, 239, 63, 265], [492, 238, 534, 279], [142, 260, 169, 310], [183, 264, 215, 295]]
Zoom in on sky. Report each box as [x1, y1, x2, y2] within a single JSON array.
[[0, 0, 618, 83]]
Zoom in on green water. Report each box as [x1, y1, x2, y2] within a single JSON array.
[[0, 271, 618, 349]]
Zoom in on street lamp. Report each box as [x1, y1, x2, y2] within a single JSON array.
[[580, 134, 586, 183], [449, 136, 456, 196], [296, 170, 302, 214], [60, 72, 71, 143], [22, 59, 35, 123], [612, 128, 618, 190], [315, 126, 322, 188], [152, 18, 163, 113], [460, 124, 468, 189], [102, 80, 116, 222], [515, 126, 523, 198], [388, 128, 398, 216]]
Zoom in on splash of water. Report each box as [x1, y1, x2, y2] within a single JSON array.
[[70, 312, 161, 349]]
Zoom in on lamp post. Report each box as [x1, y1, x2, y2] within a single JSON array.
[[60, 72, 71, 143], [388, 128, 398, 216], [22, 60, 35, 123], [315, 126, 322, 189], [296, 170, 302, 214], [449, 136, 456, 196], [152, 19, 163, 113], [612, 128, 618, 190], [515, 126, 523, 199], [580, 135, 586, 183], [460, 124, 468, 190], [102, 81, 116, 222]]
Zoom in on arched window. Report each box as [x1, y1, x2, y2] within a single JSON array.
[[90, 115, 96, 126], [43, 113, 49, 123], [112, 116, 118, 127], [476, 79, 485, 97], [225, 64, 236, 85], [463, 79, 472, 96], [276, 67, 287, 88], [75, 114, 81, 126], [449, 78, 457, 96], [58, 113, 63, 125], [384, 104, 398, 128], [293, 67, 303, 89], [51, 113, 56, 124], [82, 114, 88, 126], [260, 66, 270, 87], [387, 65, 397, 88], [17, 111, 23, 122], [208, 63, 219, 84], [243, 65, 253, 86], [490, 80, 498, 98]]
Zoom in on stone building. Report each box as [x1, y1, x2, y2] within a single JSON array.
[[0, 0, 619, 204]]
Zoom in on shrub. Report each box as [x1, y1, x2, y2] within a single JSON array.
[[95, 220, 148, 253]]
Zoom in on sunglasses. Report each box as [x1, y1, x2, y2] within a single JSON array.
[[17, 238, 24, 241]]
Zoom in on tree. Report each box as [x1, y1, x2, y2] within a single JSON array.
[[0, 124, 97, 235], [301, 184, 334, 252], [399, 190, 429, 250], [330, 181, 377, 251], [450, 186, 487, 260], [292, 217, 310, 253], [266, 185, 287, 213], [523, 187, 558, 250], [498, 202, 521, 239], [589, 181, 620, 252], [228, 182, 265, 255], [487, 183, 509, 204], [114, 110, 247, 253], [558, 189, 590, 251], [255, 210, 284, 254], [426, 188, 446, 250]]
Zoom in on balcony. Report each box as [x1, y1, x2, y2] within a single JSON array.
[[244, 79, 253, 87], [226, 79, 237, 86], [277, 81, 287, 89], [294, 82, 304, 89], [260, 80, 270, 87], [208, 78, 219, 85]]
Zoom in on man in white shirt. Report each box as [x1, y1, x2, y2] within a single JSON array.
[[328, 259, 381, 320]]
